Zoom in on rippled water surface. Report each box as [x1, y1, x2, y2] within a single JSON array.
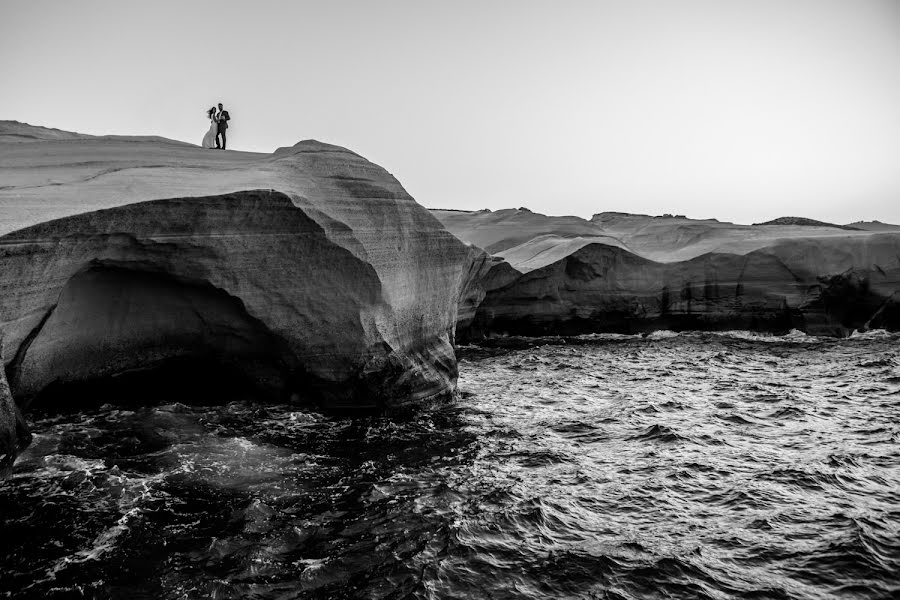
[[2, 332, 899, 599]]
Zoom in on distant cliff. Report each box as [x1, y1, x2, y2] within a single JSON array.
[[432, 208, 900, 340], [752, 216, 860, 230]]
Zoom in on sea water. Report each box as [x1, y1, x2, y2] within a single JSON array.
[[1, 332, 898, 599]]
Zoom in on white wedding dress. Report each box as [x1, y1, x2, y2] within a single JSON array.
[[201, 115, 218, 149]]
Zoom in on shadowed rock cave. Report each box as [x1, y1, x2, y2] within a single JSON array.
[[6, 264, 298, 414]]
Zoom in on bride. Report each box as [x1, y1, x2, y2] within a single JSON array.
[[201, 106, 218, 149]]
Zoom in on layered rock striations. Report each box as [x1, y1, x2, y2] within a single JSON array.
[[431, 209, 900, 340], [0, 121, 487, 465]]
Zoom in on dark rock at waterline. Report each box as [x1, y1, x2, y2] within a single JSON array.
[[0, 358, 30, 474]]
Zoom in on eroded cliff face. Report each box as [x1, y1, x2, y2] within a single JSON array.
[[0, 123, 488, 462], [432, 209, 900, 341], [1, 190, 455, 410]]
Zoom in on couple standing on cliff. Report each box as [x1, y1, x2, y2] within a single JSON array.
[[201, 103, 230, 150]]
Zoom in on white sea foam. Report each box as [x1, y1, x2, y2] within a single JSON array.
[[645, 330, 680, 339]]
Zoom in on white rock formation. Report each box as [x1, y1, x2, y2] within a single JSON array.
[[0, 121, 488, 463], [432, 208, 900, 340]]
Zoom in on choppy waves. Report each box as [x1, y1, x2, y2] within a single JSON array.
[[2, 332, 900, 599]]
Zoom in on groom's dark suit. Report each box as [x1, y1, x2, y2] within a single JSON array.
[[216, 110, 229, 149]]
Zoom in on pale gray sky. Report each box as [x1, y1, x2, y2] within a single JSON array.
[[2, 0, 899, 224]]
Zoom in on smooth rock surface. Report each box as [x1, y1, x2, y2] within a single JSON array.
[[432, 208, 900, 339], [0, 122, 485, 426]]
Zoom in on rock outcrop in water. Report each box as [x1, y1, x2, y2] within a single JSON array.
[[432, 208, 900, 340], [1, 357, 30, 473], [0, 121, 488, 462]]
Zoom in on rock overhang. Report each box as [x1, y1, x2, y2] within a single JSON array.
[[0, 125, 492, 467]]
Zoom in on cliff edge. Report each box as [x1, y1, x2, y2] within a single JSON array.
[[0, 122, 488, 468]]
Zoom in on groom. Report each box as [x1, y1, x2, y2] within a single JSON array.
[[216, 103, 230, 150]]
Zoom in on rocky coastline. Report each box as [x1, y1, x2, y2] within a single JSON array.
[[0, 122, 489, 468], [3, 120, 899, 471], [433, 208, 900, 341]]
